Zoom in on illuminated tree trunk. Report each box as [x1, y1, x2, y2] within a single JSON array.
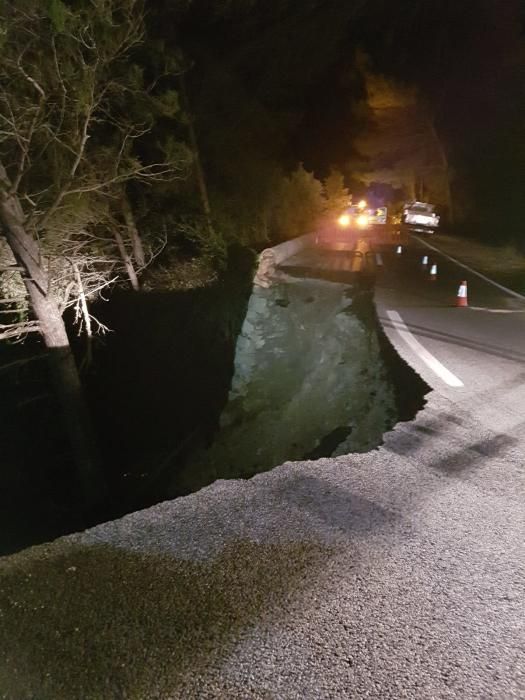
[[121, 190, 146, 269], [0, 165, 106, 510], [113, 227, 140, 291]]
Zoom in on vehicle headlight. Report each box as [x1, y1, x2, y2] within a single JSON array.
[[338, 214, 351, 227], [356, 214, 369, 228]]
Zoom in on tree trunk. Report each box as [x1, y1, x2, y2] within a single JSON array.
[[113, 228, 140, 291], [121, 190, 146, 269], [408, 172, 417, 201], [178, 73, 216, 238], [0, 166, 107, 511], [430, 120, 454, 224]]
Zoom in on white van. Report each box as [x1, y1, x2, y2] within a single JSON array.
[[402, 201, 440, 232]]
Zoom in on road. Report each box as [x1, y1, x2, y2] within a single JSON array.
[[375, 234, 525, 431], [1, 234, 524, 699]]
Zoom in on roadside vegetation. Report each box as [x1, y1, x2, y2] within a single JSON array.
[[429, 234, 525, 295]]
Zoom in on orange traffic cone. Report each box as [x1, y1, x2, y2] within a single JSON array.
[[456, 280, 468, 307], [430, 263, 437, 280]]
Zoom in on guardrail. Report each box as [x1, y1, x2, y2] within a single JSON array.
[[254, 231, 381, 286], [254, 232, 317, 287]]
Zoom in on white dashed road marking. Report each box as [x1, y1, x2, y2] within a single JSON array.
[[386, 309, 464, 388]]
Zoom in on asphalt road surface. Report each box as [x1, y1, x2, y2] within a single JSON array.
[[1, 235, 524, 699], [375, 234, 525, 424]]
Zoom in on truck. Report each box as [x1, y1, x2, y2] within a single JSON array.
[[340, 203, 387, 228], [402, 201, 440, 233]]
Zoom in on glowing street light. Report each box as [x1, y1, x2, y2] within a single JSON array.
[[357, 199, 367, 210], [338, 213, 351, 227]]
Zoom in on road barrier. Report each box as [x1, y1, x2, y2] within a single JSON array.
[[254, 232, 317, 287], [351, 239, 372, 273], [456, 280, 468, 307], [254, 231, 375, 286]]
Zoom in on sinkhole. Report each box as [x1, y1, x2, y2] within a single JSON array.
[[169, 275, 430, 497]]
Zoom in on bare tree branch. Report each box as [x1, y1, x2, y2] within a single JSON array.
[[38, 91, 95, 230], [0, 320, 40, 340]]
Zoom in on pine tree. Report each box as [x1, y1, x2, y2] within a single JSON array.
[[0, 0, 187, 510]]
